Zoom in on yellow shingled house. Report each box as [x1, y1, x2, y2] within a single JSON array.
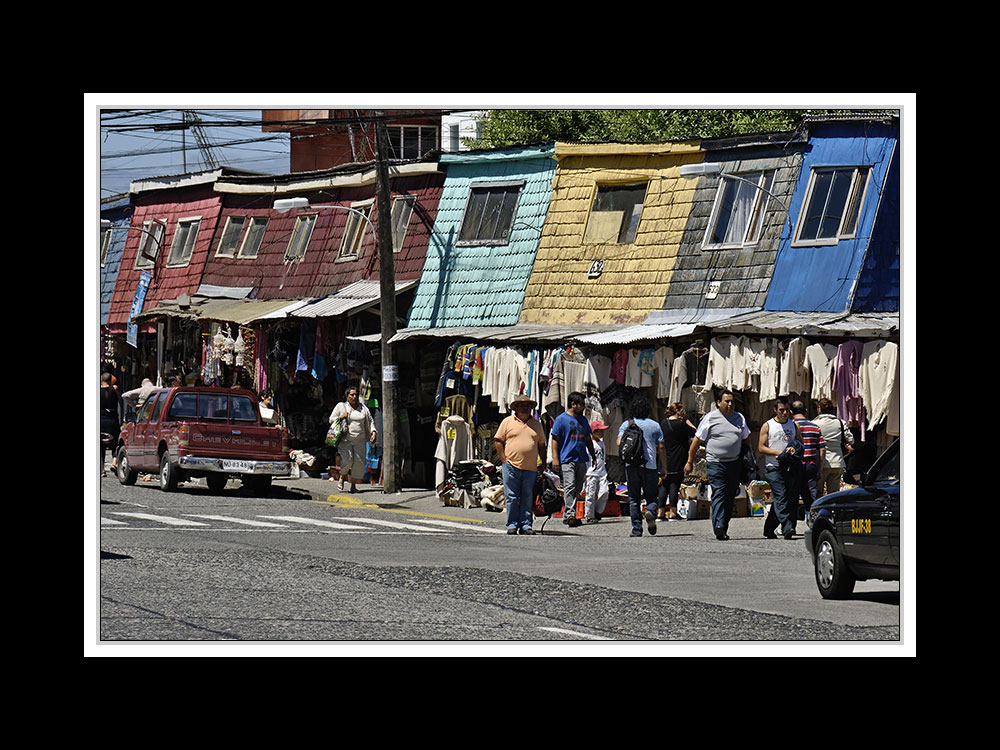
[[519, 140, 705, 325]]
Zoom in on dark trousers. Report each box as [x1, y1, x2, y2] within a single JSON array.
[[626, 464, 659, 534], [706, 459, 741, 534]]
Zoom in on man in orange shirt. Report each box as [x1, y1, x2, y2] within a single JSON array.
[[494, 394, 547, 535]]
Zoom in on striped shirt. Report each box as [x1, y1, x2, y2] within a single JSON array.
[[794, 418, 825, 463]]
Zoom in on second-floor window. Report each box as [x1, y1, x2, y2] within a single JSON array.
[[167, 217, 201, 266], [338, 201, 374, 260], [704, 170, 775, 249], [793, 166, 871, 245], [585, 183, 647, 244], [284, 214, 316, 261], [458, 182, 523, 245], [215, 216, 246, 257], [239, 217, 268, 259], [391, 196, 415, 252], [135, 219, 166, 270]]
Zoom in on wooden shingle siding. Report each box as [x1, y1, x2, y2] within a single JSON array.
[[518, 141, 702, 325]]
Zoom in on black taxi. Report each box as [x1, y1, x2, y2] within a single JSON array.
[[804, 438, 900, 599]]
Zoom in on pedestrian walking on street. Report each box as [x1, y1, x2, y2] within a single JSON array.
[[121, 377, 155, 420], [686, 390, 752, 541], [100, 372, 122, 476], [494, 394, 547, 535], [617, 394, 668, 537], [329, 386, 377, 493], [550, 391, 596, 528], [759, 397, 802, 540], [658, 402, 696, 521], [813, 398, 854, 496], [791, 401, 825, 516], [583, 420, 610, 523]]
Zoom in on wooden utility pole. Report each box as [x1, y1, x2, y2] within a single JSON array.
[[374, 112, 400, 493]]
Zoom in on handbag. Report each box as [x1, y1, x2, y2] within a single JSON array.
[[325, 412, 346, 447]]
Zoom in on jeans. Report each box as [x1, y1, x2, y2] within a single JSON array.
[[502, 462, 537, 531], [706, 459, 741, 534], [626, 464, 659, 534], [763, 464, 797, 536], [798, 461, 818, 513], [560, 462, 588, 520]]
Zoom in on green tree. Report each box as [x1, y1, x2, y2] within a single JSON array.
[[465, 109, 867, 148]]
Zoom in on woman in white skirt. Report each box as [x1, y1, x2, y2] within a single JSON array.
[[329, 386, 377, 492]]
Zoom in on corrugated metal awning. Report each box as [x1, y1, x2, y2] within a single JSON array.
[[288, 279, 417, 319], [134, 296, 307, 325], [703, 310, 900, 338]]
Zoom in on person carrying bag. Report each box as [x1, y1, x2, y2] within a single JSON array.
[[328, 386, 376, 493]]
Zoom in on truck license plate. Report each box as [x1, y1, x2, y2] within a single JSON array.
[[222, 460, 253, 472]]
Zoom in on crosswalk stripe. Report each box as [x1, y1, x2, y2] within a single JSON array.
[[409, 518, 508, 534], [110, 512, 209, 526], [184, 514, 289, 528], [258, 515, 370, 530], [537, 627, 614, 641], [329, 516, 447, 532], [101, 517, 128, 525]]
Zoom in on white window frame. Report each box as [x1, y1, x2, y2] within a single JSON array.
[[386, 125, 438, 159], [702, 170, 775, 250], [337, 200, 375, 261], [215, 215, 246, 258], [167, 216, 202, 267], [238, 216, 268, 259], [100, 227, 112, 267], [390, 195, 416, 253], [792, 166, 871, 247], [584, 182, 648, 245], [284, 213, 316, 262], [134, 218, 166, 270], [456, 180, 524, 246]]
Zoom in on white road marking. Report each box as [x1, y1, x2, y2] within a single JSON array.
[[537, 627, 614, 641], [329, 516, 447, 532], [258, 516, 371, 530], [184, 514, 289, 528], [110, 512, 209, 526], [410, 518, 508, 534], [101, 517, 128, 525]]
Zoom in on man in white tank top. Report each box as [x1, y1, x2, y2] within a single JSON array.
[[758, 398, 801, 540]]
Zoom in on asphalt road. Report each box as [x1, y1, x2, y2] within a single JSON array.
[[90, 474, 906, 653]]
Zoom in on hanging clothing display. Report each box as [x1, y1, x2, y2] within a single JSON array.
[[779, 337, 810, 397], [435, 414, 474, 489], [833, 340, 867, 439], [804, 342, 838, 400], [858, 340, 899, 436]]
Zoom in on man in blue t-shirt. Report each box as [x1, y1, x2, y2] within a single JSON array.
[[550, 391, 596, 528], [617, 394, 668, 537]]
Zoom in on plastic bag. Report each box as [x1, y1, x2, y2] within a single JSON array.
[[325, 417, 345, 447]]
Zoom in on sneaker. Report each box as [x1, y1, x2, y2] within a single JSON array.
[[714, 529, 730, 541], [644, 510, 657, 535], [563, 516, 582, 527], [519, 528, 535, 535], [764, 530, 778, 539], [584, 517, 600, 524], [506, 528, 518, 535], [630, 531, 642, 537], [783, 529, 795, 540]]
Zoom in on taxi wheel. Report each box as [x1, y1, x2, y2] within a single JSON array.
[[815, 529, 856, 599]]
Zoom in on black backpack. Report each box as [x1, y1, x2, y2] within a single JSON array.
[[619, 419, 646, 466]]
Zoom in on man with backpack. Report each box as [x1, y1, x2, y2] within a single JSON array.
[[617, 394, 668, 537]]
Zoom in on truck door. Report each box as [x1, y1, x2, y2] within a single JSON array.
[[131, 395, 159, 470]]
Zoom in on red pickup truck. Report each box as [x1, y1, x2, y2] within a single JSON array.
[[114, 386, 290, 495]]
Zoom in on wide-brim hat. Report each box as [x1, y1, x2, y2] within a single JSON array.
[[509, 394, 537, 409]]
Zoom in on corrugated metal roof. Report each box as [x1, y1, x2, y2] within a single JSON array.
[[390, 323, 622, 344], [288, 279, 417, 319], [134, 296, 306, 325], [704, 310, 899, 338]]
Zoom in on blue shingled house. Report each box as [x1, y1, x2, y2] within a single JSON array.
[[100, 193, 132, 327], [764, 114, 899, 313], [406, 144, 556, 328]]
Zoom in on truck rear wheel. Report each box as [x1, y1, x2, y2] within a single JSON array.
[[159, 451, 180, 492]]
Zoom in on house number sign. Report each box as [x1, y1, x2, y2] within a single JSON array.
[[588, 259, 604, 278]]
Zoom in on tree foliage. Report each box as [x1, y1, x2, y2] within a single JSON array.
[[465, 109, 856, 149]]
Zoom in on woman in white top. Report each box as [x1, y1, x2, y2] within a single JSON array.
[[329, 386, 377, 493], [758, 398, 800, 540]]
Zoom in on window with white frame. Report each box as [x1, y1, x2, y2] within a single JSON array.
[[793, 166, 871, 245], [100, 227, 111, 267], [387, 125, 437, 159], [458, 182, 523, 245], [391, 196, 415, 252], [215, 216, 246, 257], [338, 201, 374, 260], [703, 170, 775, 249], [238, 217, 268, 259], [584, 183, 647, 244], [285, 214, 316, 261], [167, 217, 201, 266], [135, 219, 166, 269]]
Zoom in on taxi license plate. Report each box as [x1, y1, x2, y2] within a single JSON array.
[[222, 460, 254, 472]]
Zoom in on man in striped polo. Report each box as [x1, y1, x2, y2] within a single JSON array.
[[791, 401, 825, 518]]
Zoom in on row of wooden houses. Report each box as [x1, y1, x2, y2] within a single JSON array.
[[98, 111, 901, 486]]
